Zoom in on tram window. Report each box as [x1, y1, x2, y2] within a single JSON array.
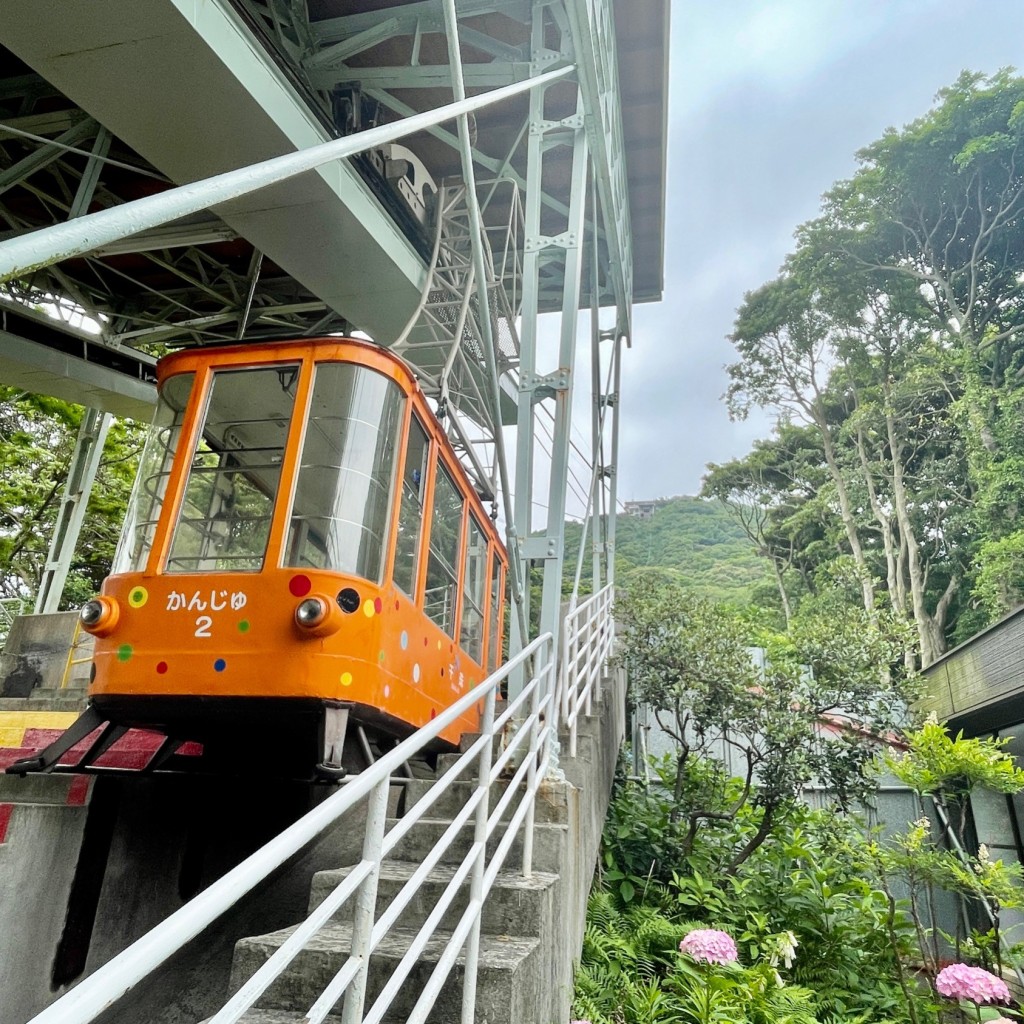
[[393, 416, 429, 597], [285, 363, 403, 582], [487, 554, 504, 673], [167, 365, 297, 573], [423, 464, 464, 636], [114, 372, 195, 573], [460, 515, 487, 663]]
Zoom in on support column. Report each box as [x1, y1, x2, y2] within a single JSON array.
[[510, 8, 552, 673], [606, 331, 624, 587], [537, 104, 589, 646], [34, 408, 112, 614]]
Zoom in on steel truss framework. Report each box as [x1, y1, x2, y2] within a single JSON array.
[[0, 0, 637, 654]]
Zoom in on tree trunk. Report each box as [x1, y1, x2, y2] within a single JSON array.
[[816, 413, 875, 614], [885, 406, 947, 667], [725, 803, 775, 875]]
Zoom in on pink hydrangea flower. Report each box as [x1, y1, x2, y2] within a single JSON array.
[[935, 963, 1010, 1004], [679, 928, 739, 965]]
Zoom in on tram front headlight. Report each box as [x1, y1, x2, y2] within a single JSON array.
[[296, 597, 327, 627], [79, 596, 120, 637], [294, 594, 342, 638]]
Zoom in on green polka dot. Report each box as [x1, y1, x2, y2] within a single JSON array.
[[117, 644, 133, 662], [238, 620, 250, 633], [378, 650, 385, 662]]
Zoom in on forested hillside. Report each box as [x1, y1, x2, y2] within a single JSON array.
[[563, 496, 766, 604]]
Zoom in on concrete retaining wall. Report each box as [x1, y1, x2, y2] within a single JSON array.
[[0, 611, 91, 696]]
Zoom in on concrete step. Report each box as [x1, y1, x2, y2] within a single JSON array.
[[0, 696, 88, 712], [0, 772, 91, 804], [383, 816, 567, 875], [309, 861, 559, 937], [558, 729, 596, 761], [399, 777, 569, 826], [231, 921, 541, 1024], [205, 1013, 340, 1024]]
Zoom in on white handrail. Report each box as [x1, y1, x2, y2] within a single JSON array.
[[27, 634, 550, 1024], [561, 584, 615, 757], [0, 64, 574, 284], [27, 582, 615, 1024]]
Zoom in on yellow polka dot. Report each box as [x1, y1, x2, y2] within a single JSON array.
[[340, 672, 353, 687], [362, 599, 375, 618], [436, 640, 442, 650], [128, 586, 148, 608]]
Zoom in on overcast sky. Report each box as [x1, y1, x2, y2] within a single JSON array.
[[613, 0, 1024, 503]]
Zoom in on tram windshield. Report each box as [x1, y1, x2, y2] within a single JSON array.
[[166, 365, 298, 573], [285, 363, 404, 582]]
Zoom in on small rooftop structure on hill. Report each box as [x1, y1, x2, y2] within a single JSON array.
[[624, 499, 670, 519]]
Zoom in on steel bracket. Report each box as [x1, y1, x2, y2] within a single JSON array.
[[520, 536, 559, 560], [521, 369, 570, 401], [524, 231, 577, 253]]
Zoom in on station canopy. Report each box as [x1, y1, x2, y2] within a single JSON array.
[[0, 0, 668, 403]]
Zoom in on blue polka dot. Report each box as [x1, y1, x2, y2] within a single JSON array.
[[400, 630, 409, 650], [214, 658, 226, 672]]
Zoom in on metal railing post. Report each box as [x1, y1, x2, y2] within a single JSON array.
[[339, 777, 390, 1024], [521, 635, 551, 878], [562, 608, 575, 726], [461, 686, 497, 1024]]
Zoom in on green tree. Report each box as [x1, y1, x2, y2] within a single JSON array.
[[0, 387, 142, 608], [616, 572, 913, 873]]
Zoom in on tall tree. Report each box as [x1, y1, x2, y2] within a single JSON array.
[[727, 275, 878, 616], [703, 423, 831, 626]]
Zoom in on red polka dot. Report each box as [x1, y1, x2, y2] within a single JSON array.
[[156, 662, 168, 674], [395, 599, 400, 610], [423, 637, 428, 646], [289, 575, 312, 596], [430, 708, 436, 720], [373, 597, 383, 614]]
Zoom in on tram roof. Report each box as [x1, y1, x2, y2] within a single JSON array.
[[0, 1, 668, 359]]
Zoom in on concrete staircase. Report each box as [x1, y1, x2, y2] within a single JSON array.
[[224, 674, 624, 1024]]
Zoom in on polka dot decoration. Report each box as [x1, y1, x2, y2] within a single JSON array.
[[373, 597, 382, 614], [128, 586, 148, 608], [156, 661, 168, 675], [400, 630, 409, 650], [413, 663, 421, 683], [340, 672, 353, 687], [214, 658, 226, 672], [362, 599, 375, 618], [117, 644, 133, 662], [238, 620, 250, 633], [288, 575, 312, 597]]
